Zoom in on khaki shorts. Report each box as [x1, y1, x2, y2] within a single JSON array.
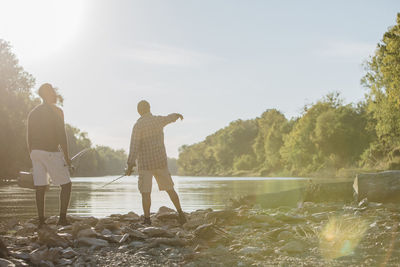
[[30, 150, 71, 186], [138, 168, 174, 193]]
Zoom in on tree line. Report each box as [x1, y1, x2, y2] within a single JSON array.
[[0, 39, 128, 180], [178, 14, 400, 177]]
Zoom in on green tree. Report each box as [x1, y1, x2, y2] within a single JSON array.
[[65, 125, 128, 177], [178, 119, 257, 176], [281, 93, 372, 175], [362, 13, 400, 167], [0, 40, 37, 180], [253, 109, 291, 174]]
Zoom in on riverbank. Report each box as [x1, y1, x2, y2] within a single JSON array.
[[177, 167, 383, 179], [1, 196, 399, 266]]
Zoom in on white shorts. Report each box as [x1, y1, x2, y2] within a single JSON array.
[[30, 150, 71, 186]]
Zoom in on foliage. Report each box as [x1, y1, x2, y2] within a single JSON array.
[[253, 109, 292, 174], [178, 119, 258, 176], [281, 93, 373, 175], [179, 93, 373, 177], [361, 13, 400, 168], [66, 125, 128, 176], [0, 40, 37, 180]]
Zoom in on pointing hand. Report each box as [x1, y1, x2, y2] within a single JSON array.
[[176, 113, 184, 120]]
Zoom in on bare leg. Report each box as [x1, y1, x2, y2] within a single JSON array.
[[166, 189, 182, 212], [59, 182, 72, 220], [35, 186, 47, 224], [141, 192, 151, 218], [167, 189, 186, 224]]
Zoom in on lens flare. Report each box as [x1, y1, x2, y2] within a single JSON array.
[[319, 216, 368, 260]]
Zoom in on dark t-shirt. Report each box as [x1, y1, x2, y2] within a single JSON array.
[[27, 103, 67, 152]]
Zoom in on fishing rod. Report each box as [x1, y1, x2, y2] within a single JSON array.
[[98, 167, 137, 189], [98, 174, 126, 188], [58, 146, 91, 176], [71, 148, 90, 161]]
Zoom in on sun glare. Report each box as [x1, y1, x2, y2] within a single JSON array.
[[319, 216, 368, 260], [0, 0, 86, 62]]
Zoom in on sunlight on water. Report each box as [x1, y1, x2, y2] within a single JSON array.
[[0, 176, 307, 219]]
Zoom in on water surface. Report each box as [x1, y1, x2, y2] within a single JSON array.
[[0, 176, 307, 219]]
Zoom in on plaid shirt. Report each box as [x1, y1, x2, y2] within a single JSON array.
[[128, 113, 179, 171]]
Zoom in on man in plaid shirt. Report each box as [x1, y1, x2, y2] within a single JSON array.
[[126, 100, 186, 225]]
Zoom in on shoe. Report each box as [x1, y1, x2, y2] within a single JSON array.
[[143, 217, 151, 225], [178, 211, 187, 225], [57, 217, 71, 226], [37, 220, 47, 229]]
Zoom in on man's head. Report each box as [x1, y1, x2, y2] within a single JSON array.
[[137, 100, 151, 116], [38, 83, 57, 104]]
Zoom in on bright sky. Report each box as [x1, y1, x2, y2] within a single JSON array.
[[0, 1, 399, 157]]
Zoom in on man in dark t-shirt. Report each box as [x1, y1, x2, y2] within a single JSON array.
[[27, 83, 72, 227]]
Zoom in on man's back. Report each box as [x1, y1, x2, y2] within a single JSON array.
[[128, 113, 179, 171], [27, 103, 64, 152]]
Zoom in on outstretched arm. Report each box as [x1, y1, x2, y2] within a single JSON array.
[[159, 113, 184, 127]]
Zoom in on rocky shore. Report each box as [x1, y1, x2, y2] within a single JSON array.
[[1, 198, 400, 266]]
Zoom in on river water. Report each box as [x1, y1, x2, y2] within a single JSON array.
[[0, 176, 309, 219]]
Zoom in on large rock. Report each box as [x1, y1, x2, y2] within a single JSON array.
[[77, 228, 97, 238], [0, 238, 9, 258], [10, 251, 30, 261], [76, 237, 109, 247], [194, 223, 218, 240], [158, 206, 175, 214], [61, 247, 78, 259], [0, 258, 15, 267], [37, 229, 69, 248], [16, 222, 36, 235], [57, 258, 73, 266], [156, 212, 179, 221], [81, 216, 99, 227], [141, 227, 174, 238], [29, 248, 61, 265], [354, 171, 400, 202], [126, 229, 147, 240], [280, 240, 305, 254], [45, 216, 58, 225], [95, 218, 120, 232], [121, 212, 140, 222], [71, 222, 91, 238]]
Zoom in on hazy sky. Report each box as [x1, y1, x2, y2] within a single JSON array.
[[1, 1, 399, 157]]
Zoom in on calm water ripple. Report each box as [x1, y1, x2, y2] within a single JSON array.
[[0, 176, 307, 219]]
